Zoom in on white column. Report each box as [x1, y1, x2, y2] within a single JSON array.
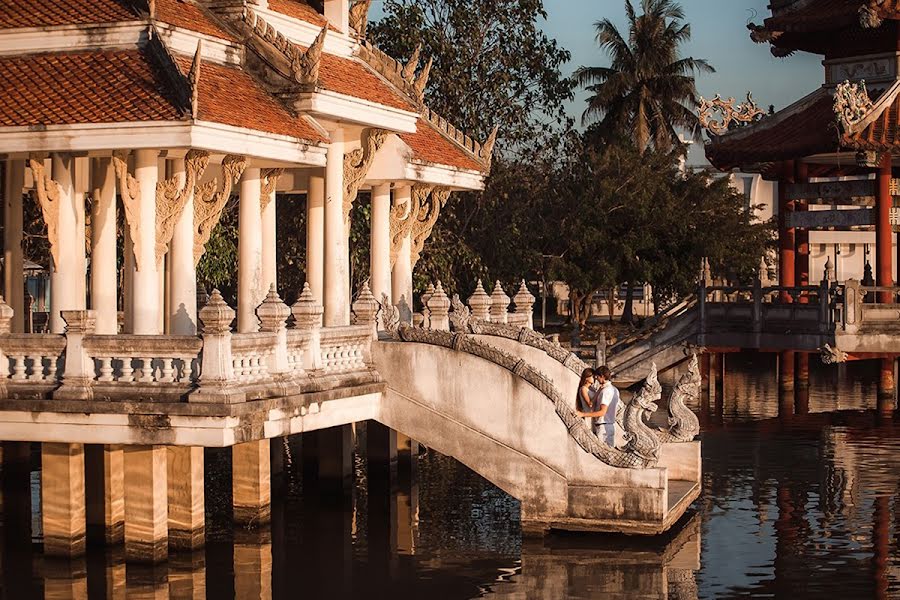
[[74, 157, 89, 303], [238, 168, 263, 333], [324, 129, 349, 326], [4, 159, 25, 333], [370, 183, 392, 304], [49, 154, 86, 334], [391, 185, 413, 307], [132, 149, 160, 335], [90, 158, 118, 335], [262, 184, 277, 293], [169, 158, 197, 335], [123, 228, 134, 334], [306, 174, 325, 304]]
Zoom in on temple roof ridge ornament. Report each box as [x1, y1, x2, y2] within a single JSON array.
[[698, 92, 766, 137], [348, 0, 372, 39], [145, 26, 198, 118], [239, 6, 326, 88], [834, 79, 875, 132]]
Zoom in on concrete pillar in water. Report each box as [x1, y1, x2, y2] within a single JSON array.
[[794, 353, 810, 415], [396, 432, 419, 476], [778, 351, 796, 418], [233, 439, 271, 527], [878, 358, 895, 413], [169, 553, 207, 600], [85, 444, 125, 544], [367, 421, 397, 474], [167, 446, 205, 551], [42, 557, 87, 598], [41, 442, 86, 557], [124, 445, 169, 563], [234, 529, 273, 600], [315, 425, 353, 497]]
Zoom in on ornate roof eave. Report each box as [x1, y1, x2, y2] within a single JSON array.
[[705, 87, 829, 147]]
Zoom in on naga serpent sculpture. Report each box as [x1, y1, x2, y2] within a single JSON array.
[[655, 354, 702, 443], [621, 364, 662, 466]]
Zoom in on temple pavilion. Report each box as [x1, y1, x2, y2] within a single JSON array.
[[703, 0, 900, 412], [0, 0, 492, 562]]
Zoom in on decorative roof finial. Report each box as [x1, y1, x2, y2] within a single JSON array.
[[834, 79, 873, 133], [189, 40, 202, 119], [292, 26, 327, 87], [414, 56, 433, 100], [402, 44, 421, 82], [698, 92, 765, 136], [480, 125, 499, 169], [349, 0, 372, 38]]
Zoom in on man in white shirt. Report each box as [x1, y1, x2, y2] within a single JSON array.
[[577, 365, 619, 447]]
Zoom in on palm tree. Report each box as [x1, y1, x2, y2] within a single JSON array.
[[574, 0, 713, 152]]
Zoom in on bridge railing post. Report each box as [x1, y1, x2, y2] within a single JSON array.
[[191, 290, 245, 403], [697, 282, 707, 345]]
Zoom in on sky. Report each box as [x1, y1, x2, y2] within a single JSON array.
[[371, 0, 824, 164]]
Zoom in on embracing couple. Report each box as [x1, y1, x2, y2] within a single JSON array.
[[575, 365, 620, 447]]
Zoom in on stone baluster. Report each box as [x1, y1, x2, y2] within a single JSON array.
[[257, 285, 291, 376], [54, 310, 96, 401], [468, 279, 491, 321], [191, 290, 244, 403], [490, 281, 510, 324], [513, 280, 535, 329], [842, 279, 862, 333], [427, 282, 451, 331], [292, 283, 323, 372], [352, 280, 380, 339], [0, 296, 12, 395]]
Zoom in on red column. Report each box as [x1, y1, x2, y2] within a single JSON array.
[[794, 162, 810, 299], [779, 161, 796, 303], [875, 153, 893, 302], [794, 352, 809, 415]]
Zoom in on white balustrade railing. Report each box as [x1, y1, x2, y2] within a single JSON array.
[[319, 325, 371, 373], [286, 329, 312, 373], [230, 333, 275, 383], [2, 334, 66, 383], [83, 335, 203, 385]]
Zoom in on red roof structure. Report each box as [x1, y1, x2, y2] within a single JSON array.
[[0, 0, 136, 29]]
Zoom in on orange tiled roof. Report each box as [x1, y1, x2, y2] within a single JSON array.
[[267, 0, 330, 27], [705, 85, 900, 169], [155, 0, 235, 41], [173, 54, 325, 143], [318, 53, 414, 112], [766, 0, 900, 31], [0, 49, 180, 126], [0, 0, 136, 29], [401, 120, 484, 172]]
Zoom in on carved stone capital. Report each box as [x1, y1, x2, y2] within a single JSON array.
[[193, 154, 247, 266], [111, 151, 147, 271], [410, 186, 450, 268], [343, 128, 388, 225], [28, 155, 62, 270], [155, 149, 209, 266], [260, 168, 284, 211]]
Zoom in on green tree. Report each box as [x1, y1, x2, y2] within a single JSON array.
[[574, 0, 713, 152], [371, 0, 574, 295]]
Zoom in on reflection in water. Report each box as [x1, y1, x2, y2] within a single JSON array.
[[1, 353, 899, 598]]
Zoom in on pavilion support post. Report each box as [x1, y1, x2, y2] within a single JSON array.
[[778, 161, 796, 304], [794, 162, 809, 303], [124, 445, 169, 563], [167, 446, 205, 551], [170, 157, 198, 335], [233, 439, 271, 527], [238, 168, 263, 333], [779, 350, 795, 418], [307, 175, 325, 304], [49, 153, 87, 333], [795, 353, 810, 415], [370, 183, 392, 309], [876, 153, 893, 303], [878, 358, 895, 413], [131, 150, 160, 335], [262, 183, 278, 294], [391, 185, 414, 311], [84, 444, 125, 545], [313, 425, 353, 498], [41, 442, 86, 557], [324, 128, 349, 326], [4, 158, 25, 333], [91, 158, 118, 334]]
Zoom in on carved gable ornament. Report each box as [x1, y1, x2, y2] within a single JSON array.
[[698, 92, 766, 137], [834, 79, 874, 132], [349, 0, 372, 38]]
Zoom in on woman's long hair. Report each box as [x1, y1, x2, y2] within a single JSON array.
[[576, 368, 594, 407]]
